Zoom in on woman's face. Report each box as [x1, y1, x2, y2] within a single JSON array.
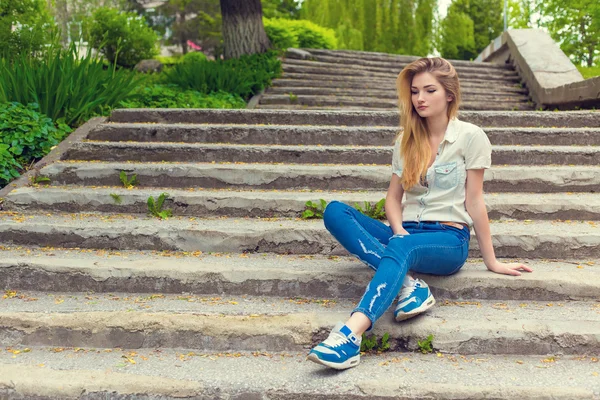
[[410, 72, 452, 119]]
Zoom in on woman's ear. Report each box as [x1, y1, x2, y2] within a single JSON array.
[[447, 95, 454, 102]]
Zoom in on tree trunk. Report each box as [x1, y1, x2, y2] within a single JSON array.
[[220, 0, 270, 59], [179, 10, 188, 55]]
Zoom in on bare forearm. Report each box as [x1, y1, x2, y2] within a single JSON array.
[[385, 194, 406, 234], [466, 198, 496, 267]]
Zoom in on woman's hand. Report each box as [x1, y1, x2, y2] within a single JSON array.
[[486, 260, 533, 276]]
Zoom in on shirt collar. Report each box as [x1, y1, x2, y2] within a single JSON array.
[[442, 118, 459, 143]]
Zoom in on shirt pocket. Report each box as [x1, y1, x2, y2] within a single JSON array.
[[434, 161, 458, 189]]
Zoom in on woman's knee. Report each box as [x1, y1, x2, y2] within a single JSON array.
[[323, 200, 352, 230]]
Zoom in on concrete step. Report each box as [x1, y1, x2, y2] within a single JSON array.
[[258, 103, 535, 111], [259, 94, 532, 110], [108, 109, 600, 129], [89, 124, 600, 147], [295, 48, 514, 71], [1, 352, 598, 399], [6, 187, 600, 221], [283, 57, 520, 78], [273, 76, 528, 92], [0, 212, 599, 258], [38, 162, 600, 192], [63, 141, 600, 166], [281, 64, 521, 83], [1, 296, 600, 354], [267, 86, 530, 100], [0, 248, 598, 300]]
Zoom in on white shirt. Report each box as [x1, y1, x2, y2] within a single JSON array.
[[392, 118, 493, 227]]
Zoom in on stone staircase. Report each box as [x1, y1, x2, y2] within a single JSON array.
[[257, 49, 534, 111], [1, 107, 600, 395]]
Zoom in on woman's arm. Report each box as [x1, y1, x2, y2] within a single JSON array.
[[465, 169, 533, 276], [386, 174, 409, 235]]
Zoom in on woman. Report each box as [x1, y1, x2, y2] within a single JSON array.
[[307, 57, 532, 370]]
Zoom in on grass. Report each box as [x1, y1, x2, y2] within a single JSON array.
[[577, 65, 600, 79]]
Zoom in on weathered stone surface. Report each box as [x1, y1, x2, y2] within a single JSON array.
[[134, 59, 163, 74]]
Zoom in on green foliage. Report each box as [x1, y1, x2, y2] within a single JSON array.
[[447, 0, 503, 58], [119, 171, 138, 189], [31, 175, 50, 184], [163, 51, 282, 100], [417, 334, 434, 354], [300, 0, 434, 55], [0, 102, 71, 187], [0, 41, 143, 127], [539, 0, 599, 67], [88, 7, 159, 68], [439, 7, 476, 60], [155, 55, 183, 65], [264, 18, 337, 49], [0, 144, 23, 186], [148, 192, 172, 219], [0, 102, 71, 166], [119, 84, 246, 109], [262, 0, 302, 19], [288, 92, 298, 103], [578, 65, 600, 79], [0, 0, 52, 57], [182, 51, 208, 65], [361, 332, 391, 352], [354, 199, 386, 220], [263, 19, 300, 49], [110, 193, 123, 204], [301, 199, 327, 219]]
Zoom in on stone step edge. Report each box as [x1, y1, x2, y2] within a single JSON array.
[[2, 307, 600, 355], [0, 214, 599, 259], [1, 253, 598, 301], [6, 188, 600, 222], [1, 363, 594, 400]]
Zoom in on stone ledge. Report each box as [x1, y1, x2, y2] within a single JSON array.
[[476, 29, 599, 110]]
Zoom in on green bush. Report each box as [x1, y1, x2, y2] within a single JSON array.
[[263, 19, 299, 49], [0, 102, 71, 186], [578, 65, 600, 79], [163, 51, 282, 100], [182, 51, 208, 65], [88, 7, 159, 68], [0, 0, 52, 57], [0, 41, 143, 127], [263, 18, 337, 50], [119, 84, 246, 109]]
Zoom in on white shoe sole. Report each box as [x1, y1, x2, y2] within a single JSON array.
[[307, 353, 360, 370], [394, 295, 436, 322]]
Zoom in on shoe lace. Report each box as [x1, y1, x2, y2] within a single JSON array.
[[399, 280, 421, 299], [324, 331, 351, 348]]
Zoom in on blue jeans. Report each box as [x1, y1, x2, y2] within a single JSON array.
[[323, 201, 470, 329]]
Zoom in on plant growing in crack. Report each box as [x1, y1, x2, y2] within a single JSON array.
[[120, 171, 138, 189], [148, 192, 172, 219], [29, 174, 51, 186], [361, 332, 391, 353], [417, 334, 434, 354], [354, 199, 386, 220], [110, 193, 123, 204], [301, 199, 327, 219]]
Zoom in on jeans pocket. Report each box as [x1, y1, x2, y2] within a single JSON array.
[[434, 162, 458, 189]]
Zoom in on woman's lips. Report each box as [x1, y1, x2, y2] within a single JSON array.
[[417, 105, 427, 110]]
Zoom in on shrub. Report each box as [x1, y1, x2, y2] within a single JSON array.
[[0, 41, 143, 127], [0, 102, 71, 186], [182, 51, 208, 65], [263, 18, 337, 50], [163, 51, 282, 100], [263, 19, 299, 50], [88, 7, 159, 68], [119, 84, 246, 109], [0, 0, 52, 57]]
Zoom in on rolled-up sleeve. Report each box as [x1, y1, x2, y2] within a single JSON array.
[[465, 128, 492, 170]]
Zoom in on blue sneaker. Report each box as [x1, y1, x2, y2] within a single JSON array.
[[307, 322, 361, 370], [394, 278, 436, 321]]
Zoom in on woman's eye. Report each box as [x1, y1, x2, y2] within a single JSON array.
[[428, 90, 436, 93], [411, 91, 418, 95]]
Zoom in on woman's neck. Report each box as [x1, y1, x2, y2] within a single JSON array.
[[426, 114, 450, 140]]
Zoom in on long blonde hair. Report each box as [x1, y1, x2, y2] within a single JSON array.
[[396, 57, 461, 190]]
